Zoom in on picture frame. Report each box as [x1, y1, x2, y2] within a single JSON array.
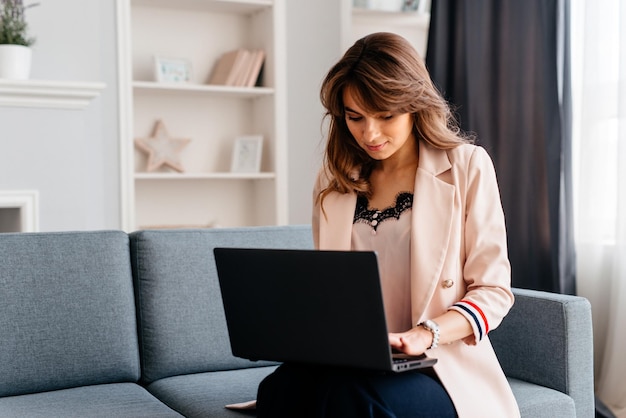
[[154, 56, 193, 83], [231, 135, 263, 173]]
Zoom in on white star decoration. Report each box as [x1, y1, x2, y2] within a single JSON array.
[[135, 120, 191, 172]]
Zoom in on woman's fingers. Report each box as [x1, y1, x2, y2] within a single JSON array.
[[389, 329, 429, 356]]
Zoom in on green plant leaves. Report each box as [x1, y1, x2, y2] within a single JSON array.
[[0, 0, 36, 46]]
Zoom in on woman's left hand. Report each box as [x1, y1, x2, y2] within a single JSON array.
[[389, 326, 433, 356]]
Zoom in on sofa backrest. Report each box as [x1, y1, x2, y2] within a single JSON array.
[[0, 230, 141, 397], [129, 225, 314, 384]]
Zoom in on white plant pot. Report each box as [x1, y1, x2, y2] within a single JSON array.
[[0, 45, 32, 80]]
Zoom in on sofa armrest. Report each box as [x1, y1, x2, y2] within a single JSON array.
[[489, 288, 594, 418]]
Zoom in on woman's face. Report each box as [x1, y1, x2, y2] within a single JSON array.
[[342, 87, 415, 162]]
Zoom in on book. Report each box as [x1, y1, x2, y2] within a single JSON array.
[[230, 49, 252, 86], [207, 48, 265, 87], [207, 49, 248, 86], [243, 49, 265, 87]]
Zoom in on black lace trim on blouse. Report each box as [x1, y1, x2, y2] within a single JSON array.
[[353, 192, 413, 231]]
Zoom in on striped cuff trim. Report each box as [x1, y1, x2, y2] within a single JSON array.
[[452, 299, 489, 340]]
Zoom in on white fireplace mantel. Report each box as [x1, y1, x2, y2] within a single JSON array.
[[0, 190, 39, 232], [0, 79, 106, 110]]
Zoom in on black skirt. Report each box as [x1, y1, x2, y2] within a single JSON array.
[[256, 363, 457, 418]]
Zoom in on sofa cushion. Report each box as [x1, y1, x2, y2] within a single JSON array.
[[147, 366, 277, 418], [0, 231, 140, 397], [508, 378, 576, 418], [0, 383, 183, 417], [130, 225, 314, 384]]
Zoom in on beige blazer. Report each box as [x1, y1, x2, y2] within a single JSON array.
[[312, 141, 520, 418]]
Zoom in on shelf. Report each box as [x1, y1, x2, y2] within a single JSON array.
[[133, 81, 274, 99], [0, 79, 106, 110], [134, 172, 276, 180], [346, 0, 431, 57], [119, 0, 287, 229], [352, 7, 430, 26], [132, 0, 272, 14]]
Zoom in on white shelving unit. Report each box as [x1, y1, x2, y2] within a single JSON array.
[[342, 0, 431, 57], [117, 0, 287, 231]]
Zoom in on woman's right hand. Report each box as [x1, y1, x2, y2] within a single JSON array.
[[388, 326, 432, 356]]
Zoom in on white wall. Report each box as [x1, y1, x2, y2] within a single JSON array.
[[0, 0, 119, 231], [285, 1, 343, 224]]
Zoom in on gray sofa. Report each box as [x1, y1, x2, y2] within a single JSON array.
[[0, 225, 594, 417]]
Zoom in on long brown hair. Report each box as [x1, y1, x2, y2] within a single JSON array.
[[318, 32, 472, 204]]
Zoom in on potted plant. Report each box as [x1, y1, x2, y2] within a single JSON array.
[[0, 0, 38, 79]]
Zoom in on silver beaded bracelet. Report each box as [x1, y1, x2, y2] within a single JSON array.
[[418, 319, 440, 349]]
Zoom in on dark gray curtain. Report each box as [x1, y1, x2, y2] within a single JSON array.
[[425, 0, 576, 295]]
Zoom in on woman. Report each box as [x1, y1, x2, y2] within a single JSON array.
[[257, 32, 520, 418]]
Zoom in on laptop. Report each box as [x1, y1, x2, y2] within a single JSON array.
[[213, 247, 437, 373]]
